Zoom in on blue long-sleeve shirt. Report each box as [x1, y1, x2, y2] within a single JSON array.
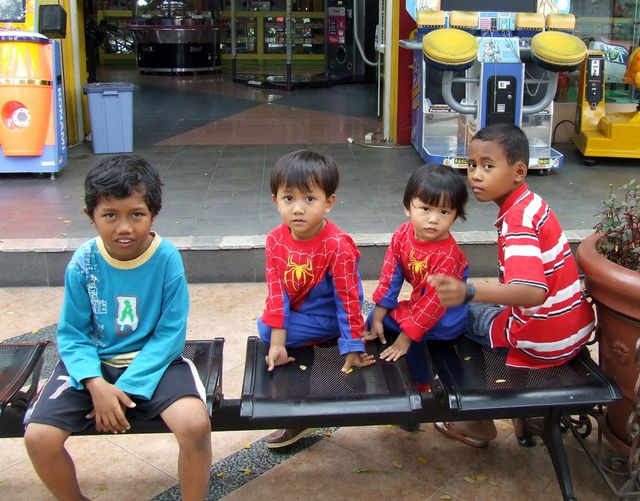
[[57, 234, 189, 400]]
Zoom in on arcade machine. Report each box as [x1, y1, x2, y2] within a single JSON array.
[[401, 1, 586, 172], [0, 2, 68, 177], [574, 47, 640, 164], [326, 0, 378, 83]]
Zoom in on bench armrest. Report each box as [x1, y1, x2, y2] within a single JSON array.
[[0, 341, 50, 418]]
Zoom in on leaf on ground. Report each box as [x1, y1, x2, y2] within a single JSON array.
[[216, 472, 225, 478], [352, 467, 387, 474], [475, 473, 487, 482], [463, 356, 471, 361], [31, 329, 38, 334], [392, 460, 403, 469], [243, 444, 252, 449], [488, 480, 498, 486], [299, 365, 307, 371], [175, 220, 180, 224], [241, 468, 253, 475], [324, 430, 333, 437], [383, 424, 393, 429], [499, 424, 511, 430], [64, 220, 72, 224], [495, 379, 507, 384], [440, 495, 452, 500], [464, 476, 476, 483], [417, 456, 428, 464]]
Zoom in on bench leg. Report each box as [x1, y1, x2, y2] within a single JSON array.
[[541, 409, 577, 501]]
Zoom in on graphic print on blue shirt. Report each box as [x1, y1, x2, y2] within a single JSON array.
[[116, 296, 139, 335]]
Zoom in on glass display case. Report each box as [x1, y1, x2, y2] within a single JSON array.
[[263, 15, 324, 54], [130, 0, 223, 72], [218, 2, 324, 62]]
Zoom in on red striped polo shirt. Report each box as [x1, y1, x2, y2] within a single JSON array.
[[489, 183, 595, 368]]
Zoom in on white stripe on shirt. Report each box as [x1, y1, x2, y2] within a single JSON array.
[[504, 244, 542, 260], [516, 322, 594, 352]]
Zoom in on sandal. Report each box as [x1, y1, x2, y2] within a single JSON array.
[[433, 421, 490, 448]]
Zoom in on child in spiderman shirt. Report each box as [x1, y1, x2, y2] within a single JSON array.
[[257, 149, 376, 449], [364, 164, 469, 390]]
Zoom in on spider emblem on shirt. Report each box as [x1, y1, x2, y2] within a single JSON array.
[[408, 250, 429, 282], [284, 255, 314, 291]]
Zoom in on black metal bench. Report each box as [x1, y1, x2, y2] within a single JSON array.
[[0, 336, 621, 500]]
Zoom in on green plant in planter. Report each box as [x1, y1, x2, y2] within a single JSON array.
[[594, 179, 640, 272], [577, 179, 640, 453]]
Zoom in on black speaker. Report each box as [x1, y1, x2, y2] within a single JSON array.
[[39, 5, 67, 39]]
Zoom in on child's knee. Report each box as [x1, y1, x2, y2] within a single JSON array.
[[24, 423, 67, 456], [172, 409, 211, 446]]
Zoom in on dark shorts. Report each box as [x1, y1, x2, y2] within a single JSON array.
[[465, 303, 508, 352], [25, 358, 205, 433]]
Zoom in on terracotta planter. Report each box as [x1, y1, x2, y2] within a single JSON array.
[[577, 233, 640, 454]]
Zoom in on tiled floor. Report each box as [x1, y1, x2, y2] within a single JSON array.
[[0, 282, 620, 500], [0, 65, 638, 245]]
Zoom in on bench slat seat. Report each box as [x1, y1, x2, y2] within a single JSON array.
[[426, 337, 620, 413], [239, 336, 423, 428], [0, 339, 225, 436]]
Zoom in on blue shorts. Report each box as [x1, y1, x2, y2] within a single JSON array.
[[24, 358, 205, 433], [465, 303, 506, 350], [257, 311, 338, 347]]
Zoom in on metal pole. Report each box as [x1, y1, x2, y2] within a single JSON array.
[[382, 0, 393, 140], [231, 0, 237, 81], [286, 0, 293, 91]]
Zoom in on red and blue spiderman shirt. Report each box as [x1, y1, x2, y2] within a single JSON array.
[[373, 222, 469, 342], [262, 220, 366, 355]]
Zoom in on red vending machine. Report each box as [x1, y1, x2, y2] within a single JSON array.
[[0, 31, 67, 176]]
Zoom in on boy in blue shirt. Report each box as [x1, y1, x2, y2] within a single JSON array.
[[24, 155, 212, 501]]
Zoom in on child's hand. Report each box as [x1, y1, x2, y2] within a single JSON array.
[[84, 377, 135, 433], [428, 274, 466, 306], [265, 344, 295, 372], [361, 319, 387, 344], [379, 332, 412, 362], [341, 351, 376, 373]]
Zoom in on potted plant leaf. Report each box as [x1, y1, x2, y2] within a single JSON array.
[[576, 179, 640, 454]]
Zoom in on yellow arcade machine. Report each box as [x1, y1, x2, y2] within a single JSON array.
[[574, 48, 640, 165], [401, 1, 587, 172], [0, 0, 68, 177]]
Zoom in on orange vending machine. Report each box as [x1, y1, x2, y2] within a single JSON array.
[[0, 31, 67, 176]]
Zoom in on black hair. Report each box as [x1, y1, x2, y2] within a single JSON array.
[[84, 154, 163, 218], [270, 149, 339, 196], [403, 164, 468, 221], [472, 123, 530, 167]]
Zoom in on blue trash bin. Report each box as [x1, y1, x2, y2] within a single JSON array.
[[83, 82, 134, 154]]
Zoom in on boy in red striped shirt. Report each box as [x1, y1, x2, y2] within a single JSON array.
[[429, 124, 595, 447]]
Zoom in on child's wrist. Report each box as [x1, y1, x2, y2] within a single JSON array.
[[463, 283, 476, 304]]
